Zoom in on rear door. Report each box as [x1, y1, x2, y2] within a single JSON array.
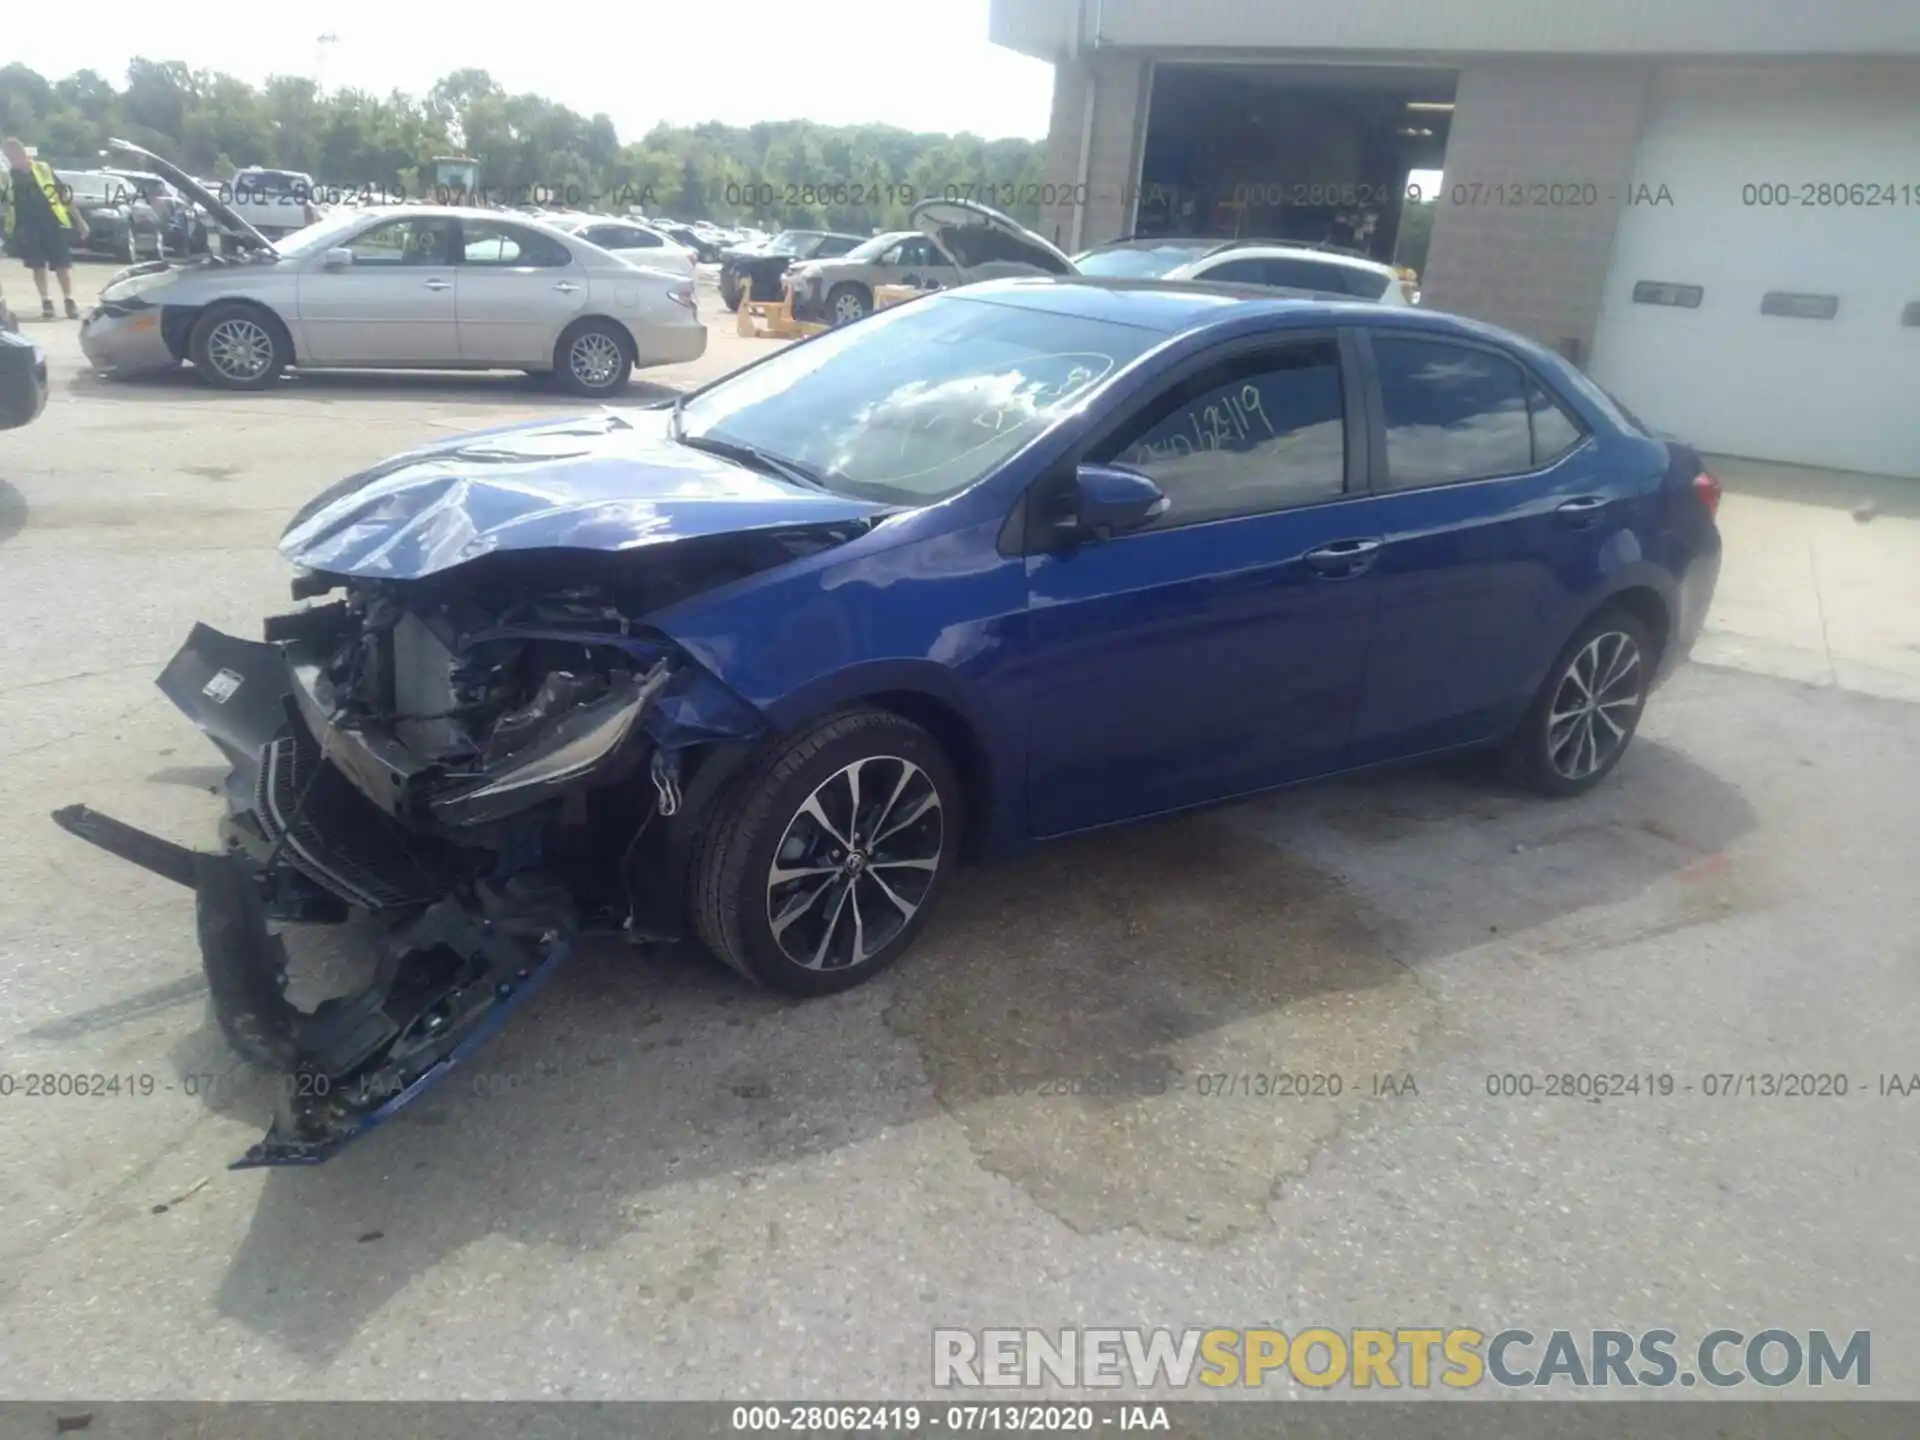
[[1023, 331, 1381, 834], [1345, 328, 1613, 763], [454, 219, 587, 365], [294, 215, 461, 365]]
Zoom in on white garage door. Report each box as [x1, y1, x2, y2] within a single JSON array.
[[1588, 65, 1920, 479]]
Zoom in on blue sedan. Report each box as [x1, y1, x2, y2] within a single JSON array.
[[55, 277, 1722, 1165]]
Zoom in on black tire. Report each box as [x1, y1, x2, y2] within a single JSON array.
[[1510, 606, 1654, 798], [188, 302, 289, 391], [826, 282, 872, 327], [552, 317, 634, 397], [688, 707, 962, 997], [719, 269, 743, 312]]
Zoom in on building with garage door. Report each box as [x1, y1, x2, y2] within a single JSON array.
[[990, 0, 1920, 478]]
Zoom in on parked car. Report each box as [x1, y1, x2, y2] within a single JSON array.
[[78, 140, 706, 396], [1073, 235, 1416, 304], [54, 271, 1721, 1167], [0, 328, 48, 430], [542, 213, 698, 278], [226, 166, 324, 239], [103, 168, 211, 258], [717, 229, 865, 310], [786, 229, 958, 325], [54, 170, 162, 262], [650, 218, 723, 263]]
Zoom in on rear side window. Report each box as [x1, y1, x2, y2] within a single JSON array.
[[1260, 258, 1357, 293], [1372, 337, 1534, 488], [1528, 381, 1590, 465], [1095, 339, 1347, 528], [1335, 266, 1394, 300]]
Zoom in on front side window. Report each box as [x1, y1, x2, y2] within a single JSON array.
[[1093, 340, 1347, 528], [1372, 337, 1535, 489], [675, 294, 1162, 507], [345, 216, 459, 266]]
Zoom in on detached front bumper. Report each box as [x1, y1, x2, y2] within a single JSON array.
[[79, 304, 177, 377], [51, 624, 584, 1168]]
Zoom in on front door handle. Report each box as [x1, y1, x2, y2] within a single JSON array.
[[553, 281, 581, 293], [423, 278, 451, 291], [1555, 495, 1609, 528], [1302, 538, 1383, 578]]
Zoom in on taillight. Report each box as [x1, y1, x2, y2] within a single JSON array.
[[1692, 470, 1721, 518]]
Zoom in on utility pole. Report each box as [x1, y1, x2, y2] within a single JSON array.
[[315, 33, 339, 94]]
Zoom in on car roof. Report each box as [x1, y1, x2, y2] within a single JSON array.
[[945, 275, 1466, 335], [1189, 245, 1398, 276]]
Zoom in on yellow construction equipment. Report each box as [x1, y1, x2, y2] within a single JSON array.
[[736, 280, 828, 340]]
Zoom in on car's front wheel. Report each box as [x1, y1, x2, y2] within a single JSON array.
[[188, 303, 290, 391], [1511, 607, 1653, 797], [827, 283, 872, 326], [718, 269, 743, 311], [689, 708, 961, 996]]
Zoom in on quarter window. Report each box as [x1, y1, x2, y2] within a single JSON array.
[[1372, 337, 1535, 489], [1095, 340, 1347, 528], [1528, 381, 1589, 466]]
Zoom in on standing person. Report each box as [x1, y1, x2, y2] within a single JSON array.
[[1, 137, 87, 319]]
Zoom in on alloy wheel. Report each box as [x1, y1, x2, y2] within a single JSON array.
[[1546, 630, 1643, 781], [764, 755, 945, 971], [832, 291, 866, 324], [206, 317, 274, 382], [568, 332, 624, 389]]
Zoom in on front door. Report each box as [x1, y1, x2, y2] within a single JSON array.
[[1023, 334, 1381, 835], [454, 219, 588, 367], [294, 215, 460, 365]]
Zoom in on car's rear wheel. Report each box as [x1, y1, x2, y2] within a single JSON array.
[[689, 708, 961, 997], [553, 318, 633, 396], [188, 303, 289, 391], [1511, 607, 1653, 797], [828, 283, 872, 326]]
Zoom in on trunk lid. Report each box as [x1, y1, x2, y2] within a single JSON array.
[[908, 198, 1078, 282]]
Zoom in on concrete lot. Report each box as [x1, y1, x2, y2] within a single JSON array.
[[1, 264, 1917, 1400]]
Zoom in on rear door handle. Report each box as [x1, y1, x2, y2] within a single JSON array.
[[1556, 495, 1609, 528], [1303, 538, 1383, 577], [423, 278, 451, 291], [553, 281, 581, 293]]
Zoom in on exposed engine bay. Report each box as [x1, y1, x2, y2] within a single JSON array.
[[52, 524, 865, 1168]]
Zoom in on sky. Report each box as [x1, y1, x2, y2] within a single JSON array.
[[10, 0, 1058, 142]]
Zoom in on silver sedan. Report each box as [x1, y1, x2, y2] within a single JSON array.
[[79, 143, 706, 396]]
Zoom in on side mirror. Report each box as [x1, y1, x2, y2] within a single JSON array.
[[1051, 462, 1169, 545], [322, 247, 354, 269]]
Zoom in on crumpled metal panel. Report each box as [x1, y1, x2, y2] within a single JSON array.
[[277, 410, 886, 581]]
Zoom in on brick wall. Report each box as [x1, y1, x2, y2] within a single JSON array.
[[1420, 60, 1654, 359], [1038, 52, 1153, 252]]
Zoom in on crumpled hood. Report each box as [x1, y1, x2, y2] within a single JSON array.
[[279, 409, 889, 581]]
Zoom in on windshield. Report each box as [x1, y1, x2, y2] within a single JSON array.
[[675, 294, 1163, 507], [271, 209, 374, 257], [765, 231, 809, 255], [1073, 243, 1218, 278], [840, 233, 903, 263]]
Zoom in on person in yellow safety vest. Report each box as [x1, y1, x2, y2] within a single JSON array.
[[2, 137, 88, 320]]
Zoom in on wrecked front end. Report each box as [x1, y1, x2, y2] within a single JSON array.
[[54, 547, 796, 1168]]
